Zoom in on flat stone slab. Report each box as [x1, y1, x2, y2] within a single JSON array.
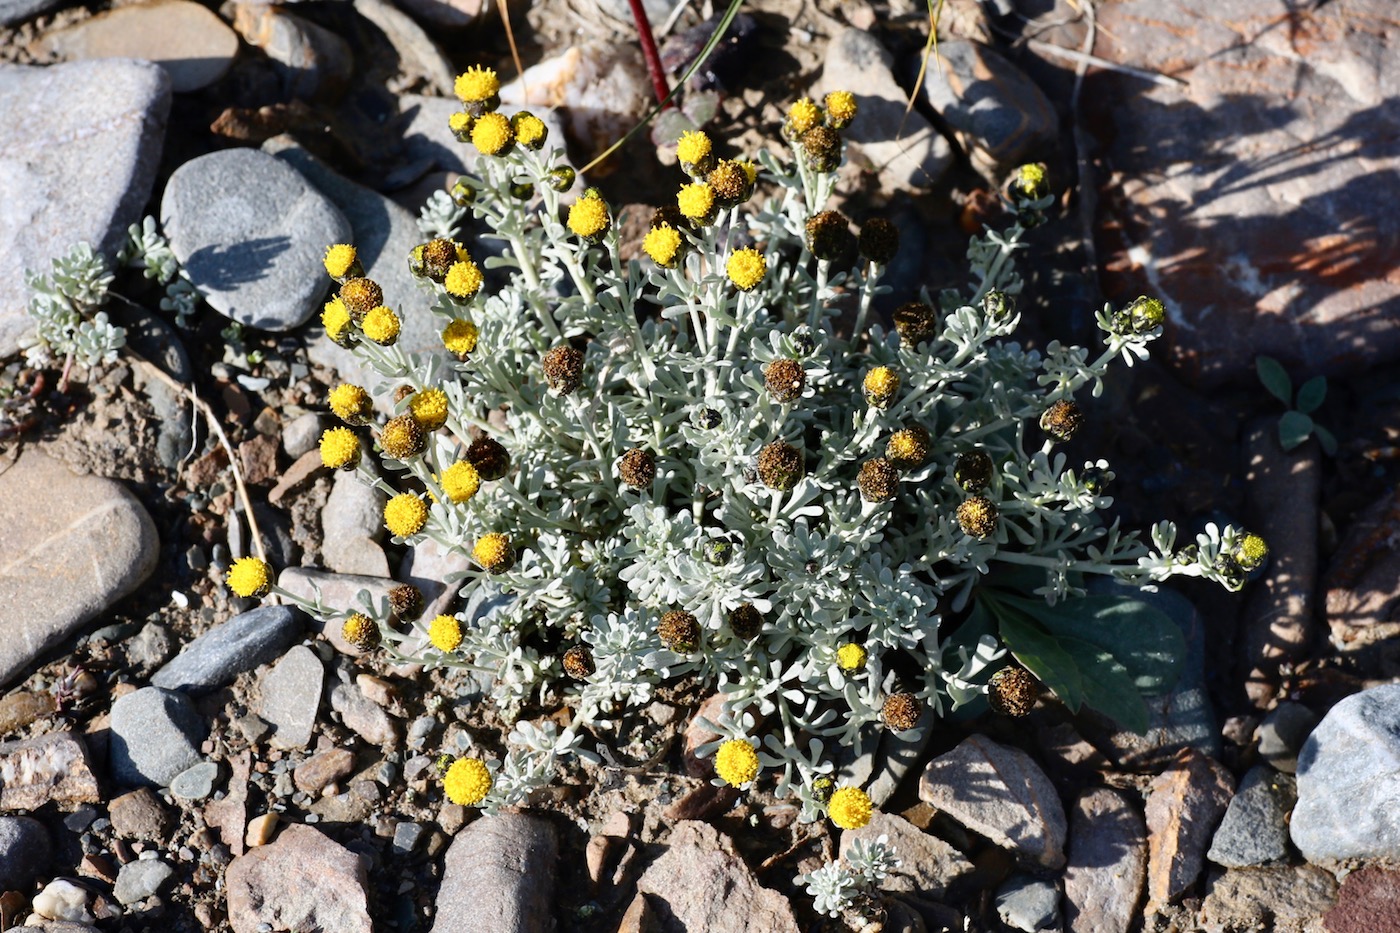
[[226, 824, 372, 933], [0, 450, 158, 689], [38, 0, 238, 93], [0, 60, 170, 358], [259, 645, 323, 749], [160, 148, 351, 331], [152, 605, 304, 696], [109, 686, 206, 787]]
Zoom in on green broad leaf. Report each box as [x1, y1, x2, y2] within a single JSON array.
[[1295, 375, 1327, 414], [996, 594, 1185, 695], [1055, 636, 1151, 734], [1313, 424, 1339, 457], [1279, 410, 1314, 451], [1256, 355, 1293, 404], [998, 610, 1084, 713]]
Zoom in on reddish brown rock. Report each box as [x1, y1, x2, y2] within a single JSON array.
[[1090, 0, 1400, 387], [108, 788, 171, 841], [225, 824, 370, 933], [1324, 865, 1400, 933], [1144, 749, 1235, 909], [1200, 865, 1337, 933], [293, 748, 356, 795], [634, 821, 798, 933], [204, 750, 250, 856]]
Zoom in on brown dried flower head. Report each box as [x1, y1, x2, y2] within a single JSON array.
[[957, 495, 999, 538], [542, 345, 585, 395], [893, 302, 938, 347], [728, 602, 763, 641], [757, 441, 804, 491], [988, 667, 1038, 717], [619, 448, 657, 488], [388, 584, 425, 622], [953, 450, 994, 492], [881, 692, 921, 731], [858, 217, 900, 265], [858, 458, 900, 502], [764, 358, 806, 403], [658, 610, 701, 653], [466, 436, 511, 481], [1040, 399, 1083, 443], [380, 414, 426, 460], [339, 277, 383, 322], [562, 645, 595, 680]]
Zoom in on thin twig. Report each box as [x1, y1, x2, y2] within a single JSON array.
[[498, 0, 529, 105], [129, 350, 269, 564], [628, 0, 673, 108], [659, 0, 692, 36], [1028, 38, 1186, 87]]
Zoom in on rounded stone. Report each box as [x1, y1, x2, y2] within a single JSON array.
[[0, 816, 52, 889], [113, 858, 173, 905], [160, 148, 351, 331], [171, 761, 221, 801], [109, 686, 206, 787]]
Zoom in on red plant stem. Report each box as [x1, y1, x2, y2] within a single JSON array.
[[628, 0, 673, 109]]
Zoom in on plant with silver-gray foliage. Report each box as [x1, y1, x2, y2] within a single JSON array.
[[22, 243, 123, 370], [801, 833, 901, 919]]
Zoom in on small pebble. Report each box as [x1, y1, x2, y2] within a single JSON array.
[[171, 761, 221, 801]]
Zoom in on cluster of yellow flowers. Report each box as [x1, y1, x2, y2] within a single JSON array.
[[447, 65, 548, 158]]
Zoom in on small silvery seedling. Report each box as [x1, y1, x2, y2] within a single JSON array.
[[229, 71, 1264, 828], [22, 243, 124, 374], [800, 833, 901, 920]]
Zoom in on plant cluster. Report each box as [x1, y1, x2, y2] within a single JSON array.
[[21, 243, 124, 372], [800, 833, 901, 920], [229, 70, 1264, 827]]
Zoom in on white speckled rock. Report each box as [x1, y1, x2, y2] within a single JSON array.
[[0, 59, 170, 358], [160, 148, 351, 331], [0, 449, 159, 689], [1291, 683, 1400, 862]]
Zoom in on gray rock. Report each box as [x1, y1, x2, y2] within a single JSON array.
[[432, 816, 559, 933], [230, 3, 353, 101], [839, 811, 975, 902], [109, 687, 205, 787], [113, 858, 173, 905], [1091, 0, 1400, 387], [282, 411, 326, 459], [629, 820, 799, 933], [1062, 788, 1146, 933], [1291, 683, 1400, 862], [37, 0, 238, 93], [0, 60, 170, 357], [321, 470, 389, 577], [0, 815, 51, 889], [126, 621, 173, 670], [1207, 766, 1295, 867], [259, 645, 324, 749], [1325, 484, 1400, 652], [815, 29, 953, 192], [995, 873, 1061, 932], [108, 787, 171, 840], [401, 537, 463, 621], [226, 824, 372, 933], [0, 449, 159, 689], [109, 301, 192, 382], [171, 761, 221, 801], [152, 605, 305, 696], [1144, 748, 1234, 909], [330, 680, 399, 747], [353, 0, 454, 95], [918, 735, 1067, 869], [392, 820, 423, 854], [398, 93, 572, 183], [919, 39, 1058, 173], [160, 148, 351, 331], [0, 732, 101, 810], [395, 0, 481, 28], [1257, 701, 1319, 774]]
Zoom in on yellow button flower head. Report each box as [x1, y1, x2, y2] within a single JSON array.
[[786, 97, 822, 137], [323, 243, 359, 280], [836, 643, 867, 672], [471, 112, 513, 156], [1233, 532, 1269, 572], [226, 556, 272, 599], [443, 757, 492, 806], [342, 613, 379, 651], [567, 190, 611, 241], [408, 388, 449, 431], [643, 224, 683, 268], [320, 427, 361, 470], [824, 90, 858, 129], [322, 297, 354, 347], [361, 305, 401, 346], [708, 159, 751, 206], [511, 111, 547, 150], [441, 460, 481, 503], [726, 247, 766, 291], [453, 65, 500, 104], [886, 425, 930, 471], [442, 319, 479, 356], [447, 111, 473, 142], [473, 532, 514, 573], [828, 786, 873, 830], [384, 493, 428, 538], [328, 383, 372, 425], [863, 366, 900, 409], [429, 613, 463, 652], [714, 739, 760, 787], [444, 260, 483, 300], [675, 129, 715, 176], [677, 182, 716, 224]]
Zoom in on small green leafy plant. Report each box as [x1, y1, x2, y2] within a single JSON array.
[[1256, 355, 1336, 456]]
